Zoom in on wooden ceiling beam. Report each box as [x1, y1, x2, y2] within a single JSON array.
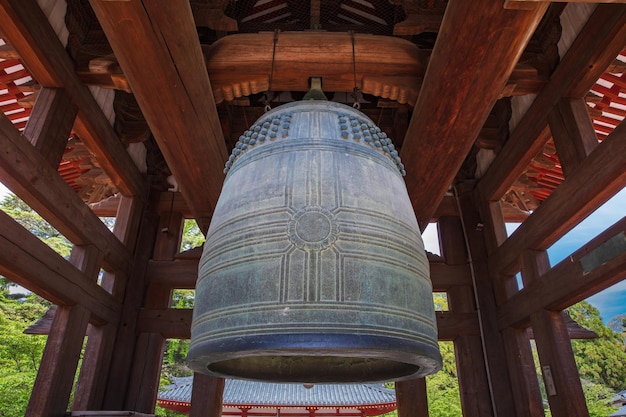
[[478, 4, 626, 201], [0, 113, 132, 272], [0, 209, 121, 325], [490, 118, 626, 275], [87, 0, 229, 229], [497, 217, 626, 329], [399, 0, 549, 229], [0, 0, 145, 198]]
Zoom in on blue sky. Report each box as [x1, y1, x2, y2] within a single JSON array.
[[1, 182, 624, 323]]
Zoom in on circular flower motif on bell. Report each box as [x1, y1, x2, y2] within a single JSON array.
[[288, 206, 339, 250]]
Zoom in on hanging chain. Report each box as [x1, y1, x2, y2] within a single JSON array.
[[264, 29, 280, 112], [350, 31, 362, 110]]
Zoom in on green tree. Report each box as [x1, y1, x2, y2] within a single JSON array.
[[567, 301, 626, 391], [0, 194, 71, 258], [0, 291, 49, 417]]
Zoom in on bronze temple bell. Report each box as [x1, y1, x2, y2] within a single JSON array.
[[188, 100, 442, 383]]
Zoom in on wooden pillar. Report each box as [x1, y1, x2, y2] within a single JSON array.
[[23, 87, 77, 168], [521, 250, 588, 417], [481, 201, 545, 417], [124, 207, 182, 412], [452, 186, 524, 417], [396, 378, 428, 417], [439, 216, 494, 417], [74, 196, 144, 411], [102, 195, 160, 410], [189, 374, 225, 417], [26, 245, 100, 417], [26, 304, 90, 417]]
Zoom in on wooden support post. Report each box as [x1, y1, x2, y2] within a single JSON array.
[[189, 374, 225, 417], [102, 196, 160, 410], [124, 209, 182, 412], [452, 187, 530, 417], [74, 197, 144, 411], [26, 304, 90, 417], [439, 216, 494, 416], [28, 245, 101, 416], [521, 250, 588, 417], [73, 323, 117, 411], [548, 98, 598, 177], [480, 200, 545, 417], [396, 379, 428, 417], [23, 87, 76, 168]]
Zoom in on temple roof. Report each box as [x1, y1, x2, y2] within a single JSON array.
[[158, 377, 396, 408]]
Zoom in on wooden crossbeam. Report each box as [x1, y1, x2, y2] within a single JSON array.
[[0, 209, 120, 324], [0, 0, 145, 197], [489, 119, 626, 275], [136, 308, 480, 341], [0, 113, 132, 272], [399, 0, 548, 229], [497, 217, 626, 329], [88, 0, 229, 230], [478, 4, 626, 201]]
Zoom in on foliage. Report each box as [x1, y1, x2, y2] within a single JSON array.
[[582, 381, 619, 417], [608, 314, 626, 338], [567, 301, 626, 391], [0, 291, 48, 417], [180, 219, 205, 252], [0, 194, 72, 259]]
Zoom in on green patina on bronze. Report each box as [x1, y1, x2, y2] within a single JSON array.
[[188, 101, 442, 383]]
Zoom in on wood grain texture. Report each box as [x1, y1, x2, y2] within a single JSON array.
[[0, 113, 132, 272], [26, 305, 91, 417], [206, 32, 425, 104], [489, 119, 626, 275], [0, 0, 145, 197], [548, 98, 598, 177], [190, 374, 224, 417], [0, 209, 120, 324], [396, 379, 428, 417], [88, 0, 228, 228], [23, 87, 76, 168], [400, 0, 548, 228], [498, 217, 626, 328], [478, 4, 626, 201]]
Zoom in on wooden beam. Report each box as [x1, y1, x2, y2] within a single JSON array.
[[0, 0, 145, 197], [399, 0, 548, 228], [88, 0, 228, 228], [23, 87, 76, 168], [489, 119, 626, 275], [478, 4, 626, 201], [26, 304, 91, 417], [0, 209, 120, 324], [497, 216, 626, 329], [136, 308, 479, 341], [506, 0, 626, 10], [206, 32, 425, 105], [548, 98, 598, 178], [0, 113, 132, 272]]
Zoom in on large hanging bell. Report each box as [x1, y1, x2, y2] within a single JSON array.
[[188, 101, 441, 383]]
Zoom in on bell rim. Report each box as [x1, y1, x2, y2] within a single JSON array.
[[187, 332, 442, 383]]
